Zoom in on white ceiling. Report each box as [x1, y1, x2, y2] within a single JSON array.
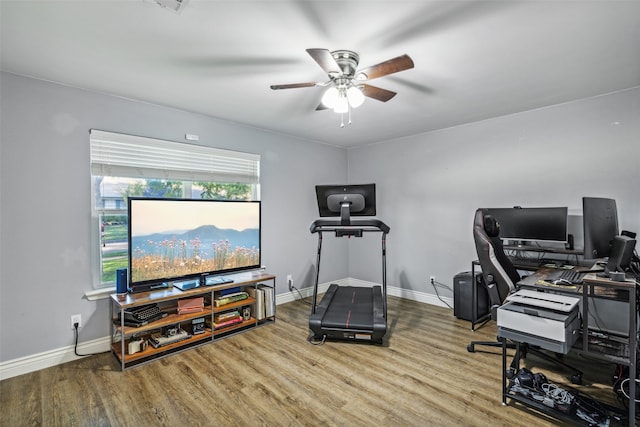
[[1, 0, 639, 148]]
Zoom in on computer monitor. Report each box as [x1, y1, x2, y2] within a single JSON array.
[[315, 184, 376, 225], [485, 207, 568, 244], [582, 197, 619, 259]]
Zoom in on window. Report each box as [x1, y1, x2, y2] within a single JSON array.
[[90, 130, 260, 289]]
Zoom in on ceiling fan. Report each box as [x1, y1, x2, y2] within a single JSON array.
[[270, 49, 414, 126]]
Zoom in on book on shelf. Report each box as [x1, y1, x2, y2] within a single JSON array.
[[220, 286, 241, 296], [213, 315, 244, 329], [213, 291, 249, 307], [246, 287, 265, 320], [259, 284, 274, 318], [177, 296, 204, 315], [214, 310, 241, 322]]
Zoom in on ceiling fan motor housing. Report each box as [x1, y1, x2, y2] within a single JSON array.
[[331, 50, 359, 78]]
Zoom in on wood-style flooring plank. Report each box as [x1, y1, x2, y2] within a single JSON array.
[[0, 296, 624, 426]]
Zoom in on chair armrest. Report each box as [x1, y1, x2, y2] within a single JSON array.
[[485, 275, 502, 320], [485, 275, 502, 306]]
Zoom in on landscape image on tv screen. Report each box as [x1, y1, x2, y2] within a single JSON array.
[[128, 198, 260, 286]]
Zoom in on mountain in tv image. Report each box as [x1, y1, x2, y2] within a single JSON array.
[[130, 224, 260, 282], [134, 225, 258, 250]]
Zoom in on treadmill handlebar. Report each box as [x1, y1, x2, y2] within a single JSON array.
[[310, 219, 390, 234]]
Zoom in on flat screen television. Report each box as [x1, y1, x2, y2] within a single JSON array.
[[127, 197, 261, 292], [583, 197, 619, 259], [485, 207, 568, 244]]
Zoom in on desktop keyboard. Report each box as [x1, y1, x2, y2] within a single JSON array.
[[507, 256, 542, 269], [546, 269, 585, 284]]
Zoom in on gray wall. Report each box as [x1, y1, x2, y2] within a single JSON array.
[[0, 72, 347, 362], [2, 71, 638, 365], [348, 87, 640, 297]]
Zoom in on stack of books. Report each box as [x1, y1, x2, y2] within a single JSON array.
[[214, 291, 249, 307], [213, 310, 244, 329]]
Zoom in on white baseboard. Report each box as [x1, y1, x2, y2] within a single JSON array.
[[0, 336, 111, 381], [1, 278, 451, 381]]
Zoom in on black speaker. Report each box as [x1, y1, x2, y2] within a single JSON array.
[[453, 271, 489, 321], [566, 233, 574, 250], [116, 268, 128, 294], [606, 236, 636, 272]]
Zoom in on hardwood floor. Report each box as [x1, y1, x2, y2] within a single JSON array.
[[0, 296, 625, 426]]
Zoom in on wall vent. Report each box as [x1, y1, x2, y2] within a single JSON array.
[[152, 0, 189, 13]]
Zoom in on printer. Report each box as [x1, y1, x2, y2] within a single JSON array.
[[497, 289, 581, 354]]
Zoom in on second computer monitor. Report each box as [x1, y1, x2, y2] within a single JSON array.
[[583, 197, 619, 259], [485, 207, 568, 245]]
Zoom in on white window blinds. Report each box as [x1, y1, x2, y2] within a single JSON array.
[[90, 130, 260, 184]]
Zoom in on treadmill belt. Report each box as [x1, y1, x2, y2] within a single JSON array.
[[322, 286, 374, 330]]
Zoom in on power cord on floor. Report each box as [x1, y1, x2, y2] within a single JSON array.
[[430, 278, 453, 309], [307, 333, 326, 345], [290, 285, 312, 305], [73, 322, 110, 357]]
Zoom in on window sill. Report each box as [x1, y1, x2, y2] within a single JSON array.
[[85, 286, 115, 301]]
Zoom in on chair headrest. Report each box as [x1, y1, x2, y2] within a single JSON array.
[[483, 215, 500, 237]]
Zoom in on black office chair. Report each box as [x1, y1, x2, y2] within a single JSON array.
[[466, 208, 582, 384], [467, 208, 520, 352]]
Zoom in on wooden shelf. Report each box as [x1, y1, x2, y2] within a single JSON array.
[[113, 306, 213, 335], [213, 297, 256, 313], [112, 330, 213, 363], [110, 272, 276, 308]]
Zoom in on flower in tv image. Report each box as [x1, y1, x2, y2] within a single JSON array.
[[128, 199, 260, 284]]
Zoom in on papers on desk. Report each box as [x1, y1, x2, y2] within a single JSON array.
[[505, 289, 579, 313], [534, 279, 580, 290]]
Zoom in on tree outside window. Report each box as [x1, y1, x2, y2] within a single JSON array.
[[96, 177, 252, 286]]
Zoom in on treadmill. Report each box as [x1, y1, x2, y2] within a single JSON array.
[[308, 184, 390, 344]]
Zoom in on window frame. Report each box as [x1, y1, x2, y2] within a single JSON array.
[[89, 130, 260, 291]]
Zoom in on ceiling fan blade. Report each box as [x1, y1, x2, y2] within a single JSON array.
[[306, 48, 342, 75], [361, 84, 397, 102], [357, 54, 414, 80], [270, 82, 319, 90], [315, 103, 328, 111]]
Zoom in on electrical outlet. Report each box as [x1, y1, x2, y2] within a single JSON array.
[[71, 314, 82, 330], [287, 274, 293, 291], [430, 276, 436, 284]]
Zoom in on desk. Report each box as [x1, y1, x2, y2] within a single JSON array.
[[503, 268, 638, 425], [504, 244, 584, 269], [469, 259, 588, 331]]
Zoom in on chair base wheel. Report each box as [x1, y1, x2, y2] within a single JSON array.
[[467, 344, 475, 352], [571, 373, 582, 385]]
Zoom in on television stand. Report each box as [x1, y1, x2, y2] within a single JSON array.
[[110, 271, 275, 370]]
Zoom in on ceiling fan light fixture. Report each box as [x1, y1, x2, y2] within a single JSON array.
[[271, 48, 414, 121], [347, 86, 365, 108], [321, 86, 339, 109], [333, 94, 349, 114]]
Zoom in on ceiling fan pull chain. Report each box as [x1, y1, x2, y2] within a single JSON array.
[[348, 105, 352, 125], [340, 113, 345, 128]]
